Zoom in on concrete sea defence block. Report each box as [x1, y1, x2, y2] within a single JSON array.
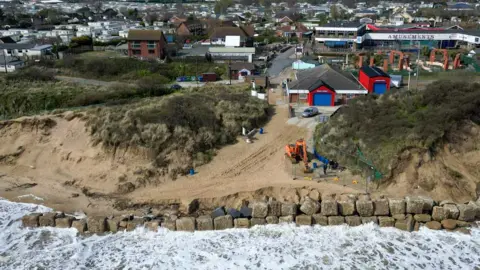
[[214, 215, 233, 230], [161, 220, 176, 231], [432, 206, 447, 221], [443, 204, 460, 219], [72, 219, 87, 233], [338, 200, 355, 216], [281, 203, 298, 216], [395, 214, 414, 231], [312, 214, 328, 226], [361, 216, 378, 225], [268, 201, 282, 216], [87, 216, 107, 233], [378, 216, 395, 227], [373, 199, 389, 216], [300, 198, 320, 215], [405, 197, 424, 214], [126, 218, 145, 232], [321, 200, 338, 216], [55, 217, 74, 228], [388, 199, 405, 215], [266, 216, 279, 224], [176, 217, 196, 232], [252, 202, 268, 218], [413, 214, 432, 223], [426, 221, 442, 230], [22, 213, 41, 228], [345, 216, 361, 226], [145, 221, 160, 232], [279, 215, 294, 223], [39, 213, 57, 227], [356, 200, 374, 217], [234, 218, 250, 228], [250, 218, 266, 226], [457, 204, 476, 222], [467, 201, 480, 219], [441, 219, 457, 230], [107, 217, 125, 233], [295, 215, 312, 226], [196, 215, 213, 231], [327, 216, 345, 225]]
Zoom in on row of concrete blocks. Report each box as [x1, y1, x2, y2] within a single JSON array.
[[248, 197, 480, 222], [22, 212, 474, 234]]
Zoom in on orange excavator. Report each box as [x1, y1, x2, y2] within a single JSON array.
[[285, 139, 313, 173]]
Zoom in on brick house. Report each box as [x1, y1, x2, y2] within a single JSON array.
[[127, 30, 167, 59], [176, 20, 206, 36]]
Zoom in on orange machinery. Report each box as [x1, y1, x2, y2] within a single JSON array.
[[285, 139, 313, 173]]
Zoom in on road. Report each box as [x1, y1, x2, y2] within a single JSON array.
[[56, 76, 125, 87], [267, 47, 295, 77]]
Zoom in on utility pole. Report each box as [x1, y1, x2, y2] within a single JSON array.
[[415, 40, 420, 91], [2, 50, 8, 73]]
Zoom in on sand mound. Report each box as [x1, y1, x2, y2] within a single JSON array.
[[379, 123, 480, 202]]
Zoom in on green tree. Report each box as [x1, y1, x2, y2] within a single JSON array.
[[330, 5, 339, 20]]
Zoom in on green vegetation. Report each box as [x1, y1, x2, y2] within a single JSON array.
[[314, 80, 480, 179], [85, 85, 270, 178], [54, 55, 227, 82], [0, 67, 173, 119]]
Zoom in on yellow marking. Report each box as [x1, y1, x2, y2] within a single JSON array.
[[304, 177, 313, 181], [352, 180, 358, 184], [333, 177, 339, 181]]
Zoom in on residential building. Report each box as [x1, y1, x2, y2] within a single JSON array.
[[209, 26, 254, 46], [0, 56, 25, 73], [177, 20, 205, 36], [0, 43, 53, 58], [127, 30, 167, 59]]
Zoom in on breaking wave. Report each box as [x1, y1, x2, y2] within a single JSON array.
[[0, 198, 479, 270]]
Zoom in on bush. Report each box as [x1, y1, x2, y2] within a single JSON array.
[[6, 67, 56, 82], [314, 80, 480, 179], [85, 86, 270, 178]]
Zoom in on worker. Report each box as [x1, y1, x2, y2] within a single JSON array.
[[323, 162, 328, 175]]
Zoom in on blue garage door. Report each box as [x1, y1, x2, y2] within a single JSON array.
[[313, 93, 332, 106], [373, 81, 387, 94]]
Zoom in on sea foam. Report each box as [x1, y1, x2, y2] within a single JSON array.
[[0, 198, 479, 270]]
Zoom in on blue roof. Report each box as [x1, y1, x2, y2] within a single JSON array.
[[450, 3, 473, 9]]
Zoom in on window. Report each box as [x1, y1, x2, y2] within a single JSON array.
[[147, 41, 156, 49], [132, 41, 141, 48], [132, 49, 141, 55], [299, 93, 308, 99], [148, 49, 155, 54]]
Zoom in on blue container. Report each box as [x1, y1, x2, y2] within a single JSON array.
[[189, 169, 195, 175], [313, 162, 317, 169], [259, 128, 264, 134]]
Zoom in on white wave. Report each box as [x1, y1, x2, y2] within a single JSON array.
[[17, 194, 45, 201], [0, 199, 479, 270]]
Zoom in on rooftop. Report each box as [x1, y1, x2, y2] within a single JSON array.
[[319, 21, 365, 28], [360, 66, 389, 78], [289, 64, 363, 91], [127, 30, 165, 41]]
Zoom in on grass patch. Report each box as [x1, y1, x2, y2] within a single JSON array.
[[314, 80, 480, 179], [85, 85, 270, 178], [54, 55, 227, 82], [0, 67, 173, 119]]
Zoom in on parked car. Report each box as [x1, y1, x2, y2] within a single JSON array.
[[302, 107, 319, 118], [170, 84, 182, 90]]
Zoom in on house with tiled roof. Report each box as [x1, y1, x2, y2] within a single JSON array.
[[127, 30, 167, 59]]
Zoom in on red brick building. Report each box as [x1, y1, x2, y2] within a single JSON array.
[[127, 30, 167, 59]]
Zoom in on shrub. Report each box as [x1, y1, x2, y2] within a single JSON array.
[[314, 80, 480, 180], [85, 87, 270, 178]]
